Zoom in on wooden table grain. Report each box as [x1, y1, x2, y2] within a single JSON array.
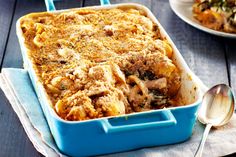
[[0, 0, 235, 156]]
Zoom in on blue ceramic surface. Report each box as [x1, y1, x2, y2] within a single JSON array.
[[44, 0, 111, 11]]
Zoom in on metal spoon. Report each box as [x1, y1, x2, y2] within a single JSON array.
[[194, 84, 235, 157]]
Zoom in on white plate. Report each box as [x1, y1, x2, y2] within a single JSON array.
[[169, 0, 236, 38]]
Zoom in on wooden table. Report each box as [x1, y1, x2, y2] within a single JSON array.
[[0, 0, 235, 156]]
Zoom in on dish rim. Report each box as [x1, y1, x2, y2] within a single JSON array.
[[16, 2, 206, 124]]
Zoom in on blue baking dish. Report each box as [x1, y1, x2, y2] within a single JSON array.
[[16, 1, 207, 157]]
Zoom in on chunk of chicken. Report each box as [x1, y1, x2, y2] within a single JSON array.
[[50, 76, 74, 90], [95, 92, 125, 116], [145, 78, 167, 90], [88, 64, 115, 85], [55, 91, 97, 120]]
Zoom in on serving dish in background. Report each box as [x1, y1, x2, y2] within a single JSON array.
[[16, 2, 206, 157], [169, 0, 236, 38]]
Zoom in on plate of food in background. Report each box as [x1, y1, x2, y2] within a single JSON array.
[[169, 0, 236, 38]]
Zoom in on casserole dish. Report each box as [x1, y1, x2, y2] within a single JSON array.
[[16, 2, 206, 157]]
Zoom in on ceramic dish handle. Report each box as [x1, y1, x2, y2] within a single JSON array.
[[44, 0, 111, 11], [101, 110, 177, 133], [44, 0, 56, 11], [100, 0, 111, 5]]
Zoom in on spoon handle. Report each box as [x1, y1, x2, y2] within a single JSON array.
[[194, 124, 212, 157]]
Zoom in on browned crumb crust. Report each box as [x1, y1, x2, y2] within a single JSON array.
[[20, 8, 181, 121]]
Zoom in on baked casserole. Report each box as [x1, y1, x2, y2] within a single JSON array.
[[20, 8, 182, 121], [193, 0, 236, 33]]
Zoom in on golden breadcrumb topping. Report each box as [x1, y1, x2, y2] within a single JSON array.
[[20, 8, 181, 121]]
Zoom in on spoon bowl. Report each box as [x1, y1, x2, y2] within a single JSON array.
[[198, 84, 235, 127], [195, 84, 235, 157]]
